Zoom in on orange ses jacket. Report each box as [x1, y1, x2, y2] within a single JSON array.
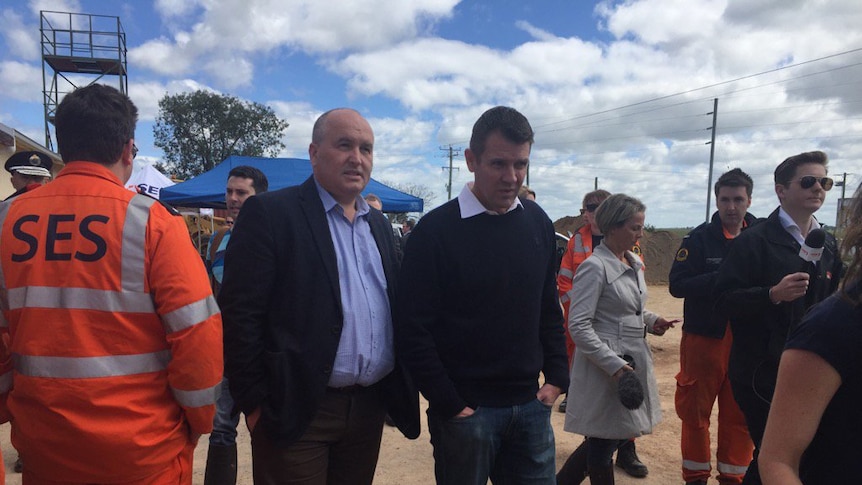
[[0, 162, 223, 482]]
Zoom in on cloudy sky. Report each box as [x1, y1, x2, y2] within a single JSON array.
[[2, 0, 861, 227]]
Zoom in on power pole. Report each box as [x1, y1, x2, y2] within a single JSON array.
[[835, 172, 847, 227], [705, 98, 719, 223], [440, 145, 461, 200]]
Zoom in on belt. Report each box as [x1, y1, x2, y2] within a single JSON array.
[[326, 383, 377, 394]]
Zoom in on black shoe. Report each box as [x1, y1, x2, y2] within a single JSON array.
[[14, 457, 23, 473], [615, 440, 648, 478], [558, 397, 567, 413], [685, 481, 707, 485]]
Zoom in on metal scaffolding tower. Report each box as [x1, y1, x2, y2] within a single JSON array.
[[41, 11, 127, 150]]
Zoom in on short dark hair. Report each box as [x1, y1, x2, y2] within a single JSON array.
[[55, 84, 138, 166], [469, 106, 534, 159], [228, 166, 268, 193], [714, 168, 753, 197], [774, 151, 828, 187]]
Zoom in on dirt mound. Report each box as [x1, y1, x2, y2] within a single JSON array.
[[553, 218, 682, 285]]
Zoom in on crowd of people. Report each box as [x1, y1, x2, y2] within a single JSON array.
[[0, 83, 855, 485]]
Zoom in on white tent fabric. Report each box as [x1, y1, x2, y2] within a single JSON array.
[[125, 164, 175, 199]]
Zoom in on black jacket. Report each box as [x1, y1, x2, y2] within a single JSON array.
[[669, 211, 758, 339], [714, 208, 842, 397], [218, 177, 420, 446]]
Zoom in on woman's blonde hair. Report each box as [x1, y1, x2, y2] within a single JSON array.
[[840, 182, 862, 304], [595, 193, 646, 235]]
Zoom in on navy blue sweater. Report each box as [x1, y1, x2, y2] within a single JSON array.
[[396, 198, 569, 418]]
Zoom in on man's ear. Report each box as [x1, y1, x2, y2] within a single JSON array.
[[465, 148, 477, 173], [775, 183, 785, 202]]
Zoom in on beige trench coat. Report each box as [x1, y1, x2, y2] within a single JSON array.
[[563, 243, 663, 439]]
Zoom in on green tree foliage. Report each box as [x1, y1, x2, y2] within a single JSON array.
[[153, 90, 289, 179]]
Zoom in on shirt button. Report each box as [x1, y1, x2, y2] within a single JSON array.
[[635, 311, 642, 316]]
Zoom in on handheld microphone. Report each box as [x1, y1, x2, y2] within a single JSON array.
[[799, 228, 826, 308], [798, 228, 825, 266]]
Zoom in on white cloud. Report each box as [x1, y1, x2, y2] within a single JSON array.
[[129, 0, 460, 89], [154, 0, 203, 18], [1, 9, 40, 60], [129, 78, 218, 121], [28, 0, 82, 17], [515, 20, 558, 42], [0, 61, 43, 102]]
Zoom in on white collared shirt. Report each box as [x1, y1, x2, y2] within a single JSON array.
[[456, 182, 522, 219], [778, 206, 821, 245]]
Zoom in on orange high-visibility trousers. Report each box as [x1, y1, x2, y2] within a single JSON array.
[[675, 327, 753, 484], [22, 442, 194, 485]]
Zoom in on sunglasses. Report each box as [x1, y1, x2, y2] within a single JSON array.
[[584, 203, 600, 213], [132, 143, 139, 159], [796, 176, 833, 191]]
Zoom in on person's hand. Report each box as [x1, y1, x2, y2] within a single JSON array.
[[536, 383, 562, 406], [246, 407, 261, 433], [769, 272, 810, 303], [612, 364, 634, 381], [455, 406, 475, 418], [652, 317, 680, 336]]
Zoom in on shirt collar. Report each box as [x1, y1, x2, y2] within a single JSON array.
[[456, 182, 522, 219], [778, 206, 820, 244], [57, 161, 124, 186], [314, 178, 369, 217]]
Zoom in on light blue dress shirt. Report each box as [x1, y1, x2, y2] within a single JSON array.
[[315, 181, 395, 387]]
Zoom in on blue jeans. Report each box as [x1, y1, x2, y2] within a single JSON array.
[[428, 398, 555, 485], [209, 377, 240, 446]]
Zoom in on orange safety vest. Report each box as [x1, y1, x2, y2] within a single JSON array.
[[0, 162, 222, 482]]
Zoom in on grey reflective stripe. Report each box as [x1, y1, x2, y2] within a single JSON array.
[[0, 370, 11, 393], [7, 286, 156, 313], [4, 194, 157, 314], [122, 195, 156, 293], [0, 200, 12, 319], [171, 381, 221, 408], [558, 267, 574, 279], [560, 291, 571, 305], [573, 233, 584, 252], [15, 350, 170, 378], [682, 459, 712, 471], [717, 462, 748, 475], [162, 295, 220, 334]]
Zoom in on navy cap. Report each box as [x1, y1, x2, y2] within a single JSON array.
[[5, 151, 52, 177]]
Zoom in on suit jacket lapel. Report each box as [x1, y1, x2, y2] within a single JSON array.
[[367, 210, 396, 297], [299, 177, 342, 307]]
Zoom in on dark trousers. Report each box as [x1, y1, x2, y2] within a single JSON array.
[[250, 386, 387, 485]]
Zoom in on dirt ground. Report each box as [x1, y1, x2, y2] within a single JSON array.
[[0, 286, 703, 484]]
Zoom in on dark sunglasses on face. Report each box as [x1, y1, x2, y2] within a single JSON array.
[[797, 176, 833, 191], [584, 203, 600, 213]]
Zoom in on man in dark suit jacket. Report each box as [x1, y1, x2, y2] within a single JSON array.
[[218, 108, 419, 485]]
